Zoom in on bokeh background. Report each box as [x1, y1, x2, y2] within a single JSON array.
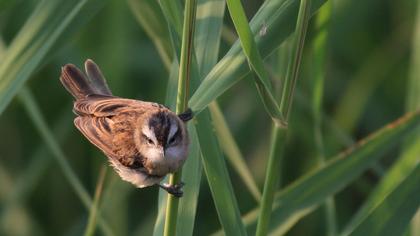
[[0, 0, 419, 235]]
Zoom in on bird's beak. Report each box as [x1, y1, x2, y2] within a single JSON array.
[[159, 146, 166, 157]]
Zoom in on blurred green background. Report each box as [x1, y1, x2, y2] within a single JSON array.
[[0, 0, 418, 235]]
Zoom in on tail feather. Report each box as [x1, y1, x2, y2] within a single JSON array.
[[60, 59, 112, 100], [85, 59, 112, 96], [60, 64, 94, 99]]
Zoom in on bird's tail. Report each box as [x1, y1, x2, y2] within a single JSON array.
[[60, 59, 112, 99]]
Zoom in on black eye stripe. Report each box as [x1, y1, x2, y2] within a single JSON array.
[[169, 125, 181, 143], [148, 112, 173, 146]]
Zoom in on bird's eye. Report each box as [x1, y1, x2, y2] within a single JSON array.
[[142, 134, 154, 145], [168, 136, 176, 145]]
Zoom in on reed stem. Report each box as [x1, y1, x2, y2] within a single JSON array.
[[163, 0, 197, 235]]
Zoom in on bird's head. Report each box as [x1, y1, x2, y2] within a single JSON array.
[[135, 110, 189, 176]]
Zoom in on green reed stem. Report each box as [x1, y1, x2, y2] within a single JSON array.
[[256, 0, 312, 235], [164, 0, 197, 235]]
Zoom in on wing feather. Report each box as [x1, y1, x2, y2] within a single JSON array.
[[74, 115, 145, 169], [73, 95, 163, 169], [74, 95, 154, 117], [74, 116, 116, 158]]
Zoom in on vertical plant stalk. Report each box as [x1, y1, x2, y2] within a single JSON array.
[[256, 0, 312, 236], [84, 166, 107, 236], [209, 102, 262, 202], [164, 0, 197, 235], [311, 2, 336, 236]]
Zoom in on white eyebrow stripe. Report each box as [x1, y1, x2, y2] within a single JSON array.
[[142, 125, 157, 144], [167, 120, 179, 142]]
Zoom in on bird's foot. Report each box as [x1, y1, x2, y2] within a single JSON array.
[[159, 182, 185, 198], [178, 108, 193, 122]]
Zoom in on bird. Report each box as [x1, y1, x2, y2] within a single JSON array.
[[59, 59, 192, 197]]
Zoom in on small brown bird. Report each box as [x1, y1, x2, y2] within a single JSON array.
[[60, 59, 192, 197]]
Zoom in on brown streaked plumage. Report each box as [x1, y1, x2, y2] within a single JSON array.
[[60, 59, 192, 197]]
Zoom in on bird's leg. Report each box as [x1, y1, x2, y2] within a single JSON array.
[[158, 182, 185, 198], [177, 108, 194, 122]]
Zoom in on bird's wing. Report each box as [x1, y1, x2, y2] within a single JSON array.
[[73, 95, 155, 117], [73, 95, 163, 168], [74, 116, 116, 158], [75, 115, 145, 169]]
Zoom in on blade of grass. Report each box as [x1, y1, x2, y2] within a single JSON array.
[[345, 164, 420, 236], [221, 24, 238, 45], [339, 142, 420, 236], [193, 0, 247, 233], [213, 111, 420, 236], [271, 39, 291, 99], [18, 87, 114, 236], [0, 0, 106, 115], [164, 0, 197, 235], [0, 36, 5, 57], [188, 0, 327, 114], [407, 0, 420, 114], [413, 211, 420, 236], [279, 0, 311, 120], [127, 0, 173, 70], [209, 102, 261, 202], [408, 2, 420, 235], [225, 0, 284, 125], [256, 0, 312, 235], [174, 126, 202, 235], [195, 109, 247, 236], [294, 83, 386, 179], [195, 0, 225, 76], [311, 2, 336, 236], [84, 167, 107, 236], [341, 1, 420, 235], [158, 0, 183, 38]]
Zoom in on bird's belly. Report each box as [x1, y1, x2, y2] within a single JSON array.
[[108, 157, 164, 188]]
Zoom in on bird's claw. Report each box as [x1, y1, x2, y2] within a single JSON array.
[[159, 182, 185, 198], [178, 108, 193, 122]]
